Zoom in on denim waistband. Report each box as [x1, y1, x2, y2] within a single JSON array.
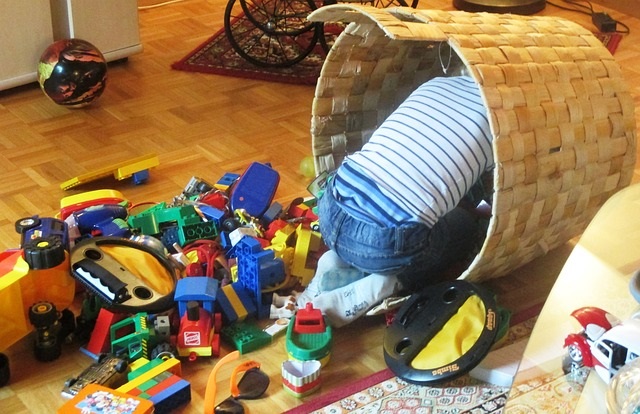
[[318, 176, 431, 274]]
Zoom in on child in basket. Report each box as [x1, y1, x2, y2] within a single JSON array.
[[296, 75, 494, 327]]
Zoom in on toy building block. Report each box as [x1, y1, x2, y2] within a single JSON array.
[[110, 313, 155, 362], [130, 371, 191, 414], [261, 201, 283, 226], [220, 322, 272, 354], [118, 357, 182, 392], [214, 172, 240, 192], [60, 154, 160, 190], [216, 282, 256, 324], [117, 357, 191, 413], [174, 277, 218, 317], [290, 224, 323, 286], [81, 308, 126, 359], [126, 359, 191, 412], [235, 237, 286, 320]]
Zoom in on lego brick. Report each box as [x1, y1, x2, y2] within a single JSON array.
[[221, 322, 273, 354], [117, 358, 181, 393], [82, 308, 125, 358]]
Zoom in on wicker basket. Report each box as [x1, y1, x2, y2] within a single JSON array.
[[308, 5, 637, 282]]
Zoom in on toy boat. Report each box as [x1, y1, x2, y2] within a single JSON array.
[[285, 303, 332, 365]]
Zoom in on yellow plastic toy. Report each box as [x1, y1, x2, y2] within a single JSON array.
[[60, 154, 159, 190]]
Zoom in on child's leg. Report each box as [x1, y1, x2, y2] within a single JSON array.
[[399, 206, 480, 292], [296, 250, 367, 304], [302, 273, 401, 328]]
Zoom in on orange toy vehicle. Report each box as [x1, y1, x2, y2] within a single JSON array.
[[0, 217, 76, 386]]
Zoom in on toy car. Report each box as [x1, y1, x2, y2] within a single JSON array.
[[563, 306, 640, 383], [62, 353, 129, 398]]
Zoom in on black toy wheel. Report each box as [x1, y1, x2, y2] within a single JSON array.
[[114, 359, 128, 374], [15, 217, 40, 234], [34, 339, 62, 362], [0, 353, 9, 387], [29, 301, 58, 328], [224, 0, 320, 67], [23, 236, 66, 270]]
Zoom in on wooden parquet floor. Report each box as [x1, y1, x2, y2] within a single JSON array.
[[0, 0, 639, 413]]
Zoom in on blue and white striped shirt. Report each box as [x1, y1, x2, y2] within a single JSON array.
[[333, 76, 493, 228]]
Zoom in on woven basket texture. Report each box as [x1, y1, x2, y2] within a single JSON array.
[[309, 5, 637, 282]]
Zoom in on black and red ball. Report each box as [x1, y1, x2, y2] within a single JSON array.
[[37, 39, 107, 108]]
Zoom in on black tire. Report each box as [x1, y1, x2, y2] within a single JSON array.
[[224, 0, 319, 67], [23, 236, 66, 270], [29, 302, 58, 328], [34, 339, 62, 362], [150, 342, 175, 360], [114, 359, 128, 374], [59, 308, 77, 343], [0, 353, 9, 387], [15, 217, 40, 234]]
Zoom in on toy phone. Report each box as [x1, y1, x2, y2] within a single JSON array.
[[230, 162, 279, 217]]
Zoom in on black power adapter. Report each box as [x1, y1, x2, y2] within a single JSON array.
[[592, 12, 617, 33]]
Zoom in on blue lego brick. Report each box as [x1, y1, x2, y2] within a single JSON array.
[[234, 237, 284, 320], [261, 201, 283, 225], [197, 205, 225, 229], [148, 377, 191, 414], [216, 172, 240, 190], [132, 169, 150, 185], [216, 283, 257, 324], [221, 322, 272, 354]]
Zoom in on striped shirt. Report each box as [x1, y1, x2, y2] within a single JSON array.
[[333, 76, 493, 227]]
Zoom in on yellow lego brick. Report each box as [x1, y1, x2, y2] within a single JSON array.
[[60, 154, 159, 190], [221, 284, 248, 322], [116, 357, 181, 393]]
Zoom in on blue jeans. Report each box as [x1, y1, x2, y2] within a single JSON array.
[[318, 177, 482, 292]]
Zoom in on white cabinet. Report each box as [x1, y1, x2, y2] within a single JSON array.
[[0, 0, 54, 91], [0, 0, 142, 92], [50, 0, 143, 62]]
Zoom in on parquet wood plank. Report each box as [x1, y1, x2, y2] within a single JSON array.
[[0, 0, 638, 413]]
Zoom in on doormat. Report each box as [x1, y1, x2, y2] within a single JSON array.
[[171, 15, 325, 86], [283, 305, 540, 414]]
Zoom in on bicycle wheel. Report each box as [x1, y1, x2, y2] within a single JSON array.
[[224, 0, 320, 68]]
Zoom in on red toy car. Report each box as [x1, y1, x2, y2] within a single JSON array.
[[563, 306, 640, 383]]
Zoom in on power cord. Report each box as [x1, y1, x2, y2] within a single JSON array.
[[546, 0, 630, 34]]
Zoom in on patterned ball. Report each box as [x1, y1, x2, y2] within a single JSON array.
[[37, 39, 107, 108]]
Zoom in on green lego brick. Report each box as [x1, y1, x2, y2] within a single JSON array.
[[221, 322, 272, 354]]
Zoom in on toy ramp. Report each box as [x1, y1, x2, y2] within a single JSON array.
[[309, 5, 637, 282]]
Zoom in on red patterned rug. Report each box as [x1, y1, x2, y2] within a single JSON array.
[[283, 305, 542, 414], [172, 14, 622, 87], [171, 15, 326, 85]]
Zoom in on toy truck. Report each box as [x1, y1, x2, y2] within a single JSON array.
[[0, 218, 76, 386]]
